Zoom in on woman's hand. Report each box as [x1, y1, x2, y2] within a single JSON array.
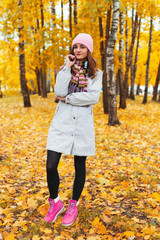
[[54, 95, 66, 102], [65, 54, 76, 68]]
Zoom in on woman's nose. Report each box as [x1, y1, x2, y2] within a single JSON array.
[[76, 47, 80, 51]]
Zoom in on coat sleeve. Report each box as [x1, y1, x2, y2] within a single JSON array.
[[54, 66, 71, 97], [65, 70, 103, 106]]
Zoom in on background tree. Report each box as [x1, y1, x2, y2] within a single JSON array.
[[152, 63, 160, 101], [18, 0, 31, 107], [106, 0, 120, 125], [118, 10, 124, 109], [142, 16, 153, 104]]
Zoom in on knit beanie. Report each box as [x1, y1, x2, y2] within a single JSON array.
[[72, 33, 93, 53]]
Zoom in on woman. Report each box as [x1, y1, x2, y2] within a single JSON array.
[[44, 33, 103, 227]]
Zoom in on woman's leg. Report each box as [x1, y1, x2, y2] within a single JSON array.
[[46, 150, 62, 199], [72, 156, 87, 201]]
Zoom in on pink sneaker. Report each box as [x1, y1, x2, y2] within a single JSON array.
[[44, 197, 64, 222], [62, 199, 79, 227]]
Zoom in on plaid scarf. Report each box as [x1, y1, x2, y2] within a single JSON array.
[[68, 60, 88, 94]]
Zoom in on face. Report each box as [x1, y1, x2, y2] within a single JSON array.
[[73, 43, 88, 60]]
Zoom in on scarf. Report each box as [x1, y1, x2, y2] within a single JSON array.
[[68, 60, 88, 94]]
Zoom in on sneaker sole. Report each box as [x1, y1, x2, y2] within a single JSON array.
[[62, 213, 78, 227], [52, 205, 65, 222]]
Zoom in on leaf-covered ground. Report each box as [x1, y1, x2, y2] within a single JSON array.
[[0, 94, 160, 240]]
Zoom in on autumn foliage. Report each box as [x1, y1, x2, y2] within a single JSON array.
[[0, 0, 160, 99], [0, 94, 160, 239]]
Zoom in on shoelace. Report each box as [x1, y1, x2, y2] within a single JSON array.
[[48, 202, 55, 213], [66, 202, 76, 215]]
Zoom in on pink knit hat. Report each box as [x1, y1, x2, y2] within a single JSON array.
[[72, 33, 93, 53]]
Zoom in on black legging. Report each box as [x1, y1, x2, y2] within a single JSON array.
[[46, 150, 86, 201]]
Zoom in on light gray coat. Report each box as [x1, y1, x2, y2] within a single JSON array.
[[46, 65, 103, 156]]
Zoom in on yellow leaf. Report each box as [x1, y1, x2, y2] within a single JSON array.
[[142, 226, 156, 235], [97, 177, 110, 186], [0, 208, 3, 214], [37, 204, 48, 215], [5, 234, 16, 240], [59, 192, 68, 201], [27, 198, 38, 209], [87, 236, 101, 240], [92, 217, 100, 226], [44, 228, 52, 234], [17, 201, 23, 206], [144, 236, 151, 240], [96, 223, 106, 234], [132, 217, 140, 223], [54, 236, 64, 240], [152, 192, 160, 202], [13, 217, 26, 227], [89, 228, 95, 234], [77, 237, 85, 240], [32, 236, 40, 240], [123, 231, 135, 237], [121, 180, 129, 188]]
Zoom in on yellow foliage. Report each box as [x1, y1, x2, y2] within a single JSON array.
[[123, 231, 135, 237], [5, 234, 16, 240]]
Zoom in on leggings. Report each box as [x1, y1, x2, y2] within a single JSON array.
[[46, 150, 86, 201]]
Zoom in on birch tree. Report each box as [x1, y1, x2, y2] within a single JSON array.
[[106, 0, 120, 125]]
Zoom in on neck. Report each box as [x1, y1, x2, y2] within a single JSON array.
[[76, 57, 87, 62]]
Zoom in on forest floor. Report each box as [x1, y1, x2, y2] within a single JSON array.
[[0, 94, 160, 240]]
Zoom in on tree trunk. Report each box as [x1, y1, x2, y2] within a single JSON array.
[[36, 19, 41, 96], [152, 63, 160, 101], [158, 90, 160, 102], [74, 0, 77, 25], [102, 8, 111, 114], [130, 7, 135, 100], [0, 81, 2, 98], [51, 0, 56, 30], [125, 9, 129, 99], [99, 17, 104, 70], [136, 84, 140, 95], [40, 1, 47, 98], [143, 17, 153, 104], [69, 0, 72, 38], [18, 0, 31, 107], [121, 11, 138, 109], [106, 0, 120, 125], [36, 66, 41, 95], [61, 0, 64, 29], [133, 18, 141, 84], [119, 11, 124, 109]]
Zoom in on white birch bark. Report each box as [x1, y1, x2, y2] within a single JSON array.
[[106, 0, 120, 125]]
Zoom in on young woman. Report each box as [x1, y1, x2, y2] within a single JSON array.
[[44, 33, 103, 227]]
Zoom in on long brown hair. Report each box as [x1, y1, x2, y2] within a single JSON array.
[[70, 48, 97, 79]]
